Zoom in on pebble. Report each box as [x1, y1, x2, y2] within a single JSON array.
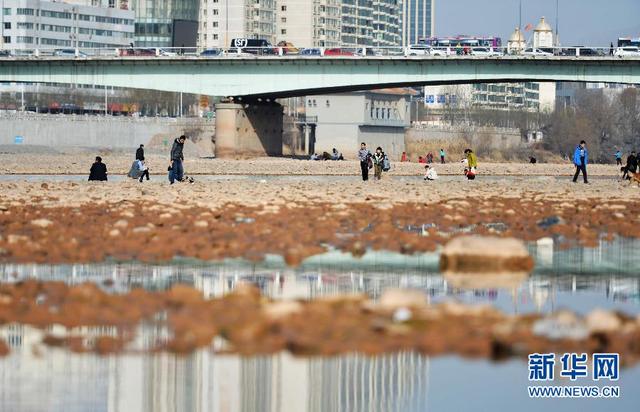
[[194, 221, 209, 228], [114, 219, 128, 228], [31, 219, 53, 228]]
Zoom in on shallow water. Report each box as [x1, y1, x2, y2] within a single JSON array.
[[1, 239, 639, 411]]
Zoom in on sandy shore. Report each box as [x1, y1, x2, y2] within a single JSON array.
[[0, 153, 623, 176]]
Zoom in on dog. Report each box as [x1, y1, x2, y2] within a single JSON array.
[[629, 172, 640, 186]]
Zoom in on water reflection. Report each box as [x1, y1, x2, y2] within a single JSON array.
[[2, 325, 639, 412], [1, 261, 638, 316], [0, 324, 429, 412]]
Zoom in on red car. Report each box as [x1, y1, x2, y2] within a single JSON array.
[[119, 48, 156, 57], [323, 48, 355, 56]]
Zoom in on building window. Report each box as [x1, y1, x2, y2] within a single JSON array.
[[16, 8, 35, 16]]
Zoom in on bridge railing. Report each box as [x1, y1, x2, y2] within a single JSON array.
[[0, 46, 637, 59]]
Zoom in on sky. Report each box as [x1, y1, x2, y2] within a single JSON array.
[[436, 0, 640, 46]]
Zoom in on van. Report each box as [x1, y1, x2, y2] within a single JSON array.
[[230, 38, 276, 55]]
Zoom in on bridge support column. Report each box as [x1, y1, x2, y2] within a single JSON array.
[[215, 102, 283, 158]]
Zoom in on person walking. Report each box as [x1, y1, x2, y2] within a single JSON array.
[[440, 148, 446, 164], [615, 150, 622, 166], [169, 135, 186, 184], [88, 156, 108, 181], [373, 147, 384, 180], [622, 151, 637, 180], [358, 142, 372, 181], [136, 144, 145, 161], [572, 140, 589, 184]]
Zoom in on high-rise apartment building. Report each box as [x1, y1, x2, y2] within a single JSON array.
[[198, 0, 277, 49], [198, 0, 407, 50], [402, 0, 435, 46], [0, 0, 134, 50], [276, 0, 341, 48]]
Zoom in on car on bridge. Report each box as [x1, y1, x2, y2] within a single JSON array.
[[469, 47, 502, 57], [54, 49, 88, 58], [614, 47, 640, 57], [404, 44, 446, 57], [277, 41, 300, 55], [323, 48, 356, 57], [300, 48, 322, 56], [522, 48, 554, 57], [230, 38, 276, 55], [119, 48, 156, 57], [559, 47, 603, 57], [200, 49, 223, 57]]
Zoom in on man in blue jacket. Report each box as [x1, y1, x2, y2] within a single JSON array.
[[572, 140, 589, 184]]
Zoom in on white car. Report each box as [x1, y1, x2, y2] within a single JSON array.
[[522, 48, 553, 57], [614, 47, 640, 57], [470, 47, 502, 57], [405, 44, 445, 57]]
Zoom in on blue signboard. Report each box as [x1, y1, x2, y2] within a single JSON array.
[[14, 136, 24, 144]]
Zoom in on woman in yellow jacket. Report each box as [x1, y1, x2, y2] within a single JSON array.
[[464, 149, 478, 180]]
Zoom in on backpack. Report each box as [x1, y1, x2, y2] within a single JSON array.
[[382, 155, 391, 172]]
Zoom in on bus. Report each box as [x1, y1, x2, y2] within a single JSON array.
[[617, 37, 640, 48], [420, 36, 502, 49]]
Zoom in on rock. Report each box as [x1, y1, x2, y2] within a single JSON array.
[[114, 219, 129, 229], [132, 227, 151, 234], [263, 301, 303, 320], [108, 229, 121, 237], [378, 289, 427, 310], [7, 235, 28, 245], [392, 308, 413, 323], [440, 236, 534, 273], [532, 311, 589, 341], [194, 220, 209, 228], [585, 309, 622, 333], [31, 219, 53, 228]]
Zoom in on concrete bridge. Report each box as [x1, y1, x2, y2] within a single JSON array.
[[0, 56, 639, 99], [1, 55, 639, 158]]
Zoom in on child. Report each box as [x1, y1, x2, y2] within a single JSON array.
[[373, 147, 384, 180], [137, 159, 150, 182], [424, 165, 438, 181]]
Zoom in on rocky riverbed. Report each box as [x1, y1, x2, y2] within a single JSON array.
[[0, 176, 638, 264]]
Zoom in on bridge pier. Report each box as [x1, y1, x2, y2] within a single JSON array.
[[214, 102, 283, 158]]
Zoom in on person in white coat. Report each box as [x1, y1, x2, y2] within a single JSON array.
[[424, 165, 438, 181]]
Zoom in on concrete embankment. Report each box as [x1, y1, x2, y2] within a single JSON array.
[[0, 114, 215, 155]]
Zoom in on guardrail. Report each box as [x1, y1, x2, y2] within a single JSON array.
[[0, 45, 639, 60]]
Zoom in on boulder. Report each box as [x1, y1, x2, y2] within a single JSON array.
[[440, 236, 534, 273]]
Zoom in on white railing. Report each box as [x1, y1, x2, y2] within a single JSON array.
[[0, 46, 638, 60]]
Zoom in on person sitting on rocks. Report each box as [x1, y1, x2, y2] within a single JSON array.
[[424, 165, 438, 181], [310, 153, 320, 161], [331, 148, 344, 161], [89, 156, 108, 181]]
